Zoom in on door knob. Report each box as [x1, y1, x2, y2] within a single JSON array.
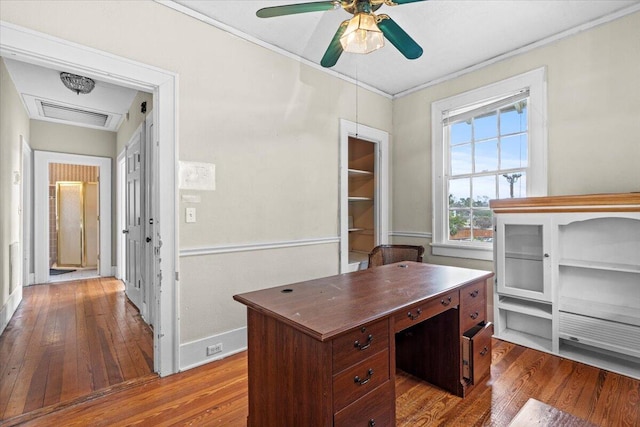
[[146, 237, 152, 242], [122, 229, 129, 234]]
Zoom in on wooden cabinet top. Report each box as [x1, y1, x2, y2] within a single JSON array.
[[233, 262, 493, 342], [490, 192, 640, 213]]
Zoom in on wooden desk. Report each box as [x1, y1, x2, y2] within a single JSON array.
[[234, 262, 494, 427]]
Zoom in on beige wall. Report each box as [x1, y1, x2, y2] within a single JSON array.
[[30, 120, 116, 158], [0, 1, 393, 348], [0, 58, 30, 313], [30, 120, 118, 262], [391, 11, 640, 274], [117, 91, 153, 155]]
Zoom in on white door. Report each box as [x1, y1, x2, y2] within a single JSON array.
[[125, 126, 145, 310]]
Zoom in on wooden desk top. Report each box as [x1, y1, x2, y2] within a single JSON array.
[[233, 262, 493, 342]]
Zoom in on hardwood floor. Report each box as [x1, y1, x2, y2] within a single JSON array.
[[0, 278, 154, 421], [2, 338, 638, 426]]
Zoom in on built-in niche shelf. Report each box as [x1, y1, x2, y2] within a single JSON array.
[[558, 258, 640, 274], [347, 137, 376, 270]]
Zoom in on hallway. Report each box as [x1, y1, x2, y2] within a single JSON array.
[[0, 277, 154, 420]]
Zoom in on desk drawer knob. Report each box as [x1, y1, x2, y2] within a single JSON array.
[[354, 368, 374, 385], [441, 297, 452, 306], [354, 334, 373, 351], [480, 346, 489, 356], [407, 308, 422, 320], [470, 311, 479, 320], [469, 289, 479, 298], [369, 420, 376, 427]]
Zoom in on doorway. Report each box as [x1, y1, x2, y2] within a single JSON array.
[[1, 21, 178, 376], [49, 164, 100, 282], [339, 119, 389, 273]]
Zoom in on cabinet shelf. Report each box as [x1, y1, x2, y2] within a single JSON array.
[[559, 258, 640, 274], [348, 196, 373, 202], [348, 168, 373, 178], [559, 297, 640, 327], [348, 228, 365, 232], [559, 340, 640, 379], [497, 296, 552, 319], [505, 252, 543, 262], [498, 328, 553, 353]]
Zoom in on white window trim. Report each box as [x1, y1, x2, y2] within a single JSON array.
[[431, 67, 548, 261]]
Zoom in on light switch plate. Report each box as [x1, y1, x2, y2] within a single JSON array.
[[185, 207, 196, 223]]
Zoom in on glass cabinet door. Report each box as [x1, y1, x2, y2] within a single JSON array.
[[495, 214, 552, 301]]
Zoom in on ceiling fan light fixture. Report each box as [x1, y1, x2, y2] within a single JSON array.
[[340, 13, 384, 54], [60, 72, 95, 95]]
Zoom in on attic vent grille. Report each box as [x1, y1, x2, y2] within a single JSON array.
[[40, 101, 109, 126]]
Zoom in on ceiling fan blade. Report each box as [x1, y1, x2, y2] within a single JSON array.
[[389, 0, 429, 4], [377, 16, 423, 60], [256, 1, 337, 18], [320, 20, 348, 68]]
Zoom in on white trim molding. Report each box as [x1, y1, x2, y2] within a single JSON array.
[[0, 285, 22, 336], [1, 21, 180, 377], [180, 237, 339, 258], [33, 151, 112, 283], [179, 327, 247, 371], [390, 231, 433, 239], [339, 119, 390, 273], [431, 67, 548, 261]]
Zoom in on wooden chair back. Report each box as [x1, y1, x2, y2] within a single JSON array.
[[367, 244, 425, 268]]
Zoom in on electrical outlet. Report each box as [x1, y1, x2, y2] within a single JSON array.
[[206, 343, 223, 356]]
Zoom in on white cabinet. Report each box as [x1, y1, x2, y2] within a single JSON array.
[[495, 214, 552, 302], [491, 193, 640, 379]]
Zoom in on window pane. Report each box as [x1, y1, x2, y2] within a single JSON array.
[[475, 139, 498, 173], [472, 210, 493, 242], [500, 100, 528, 134], [472, 175, 495, 206], [449, 209, 470, 241], [449, 178, 470, 208], [474, 112, 497, 140], [501, 134, 528, 169], [451, 143, 472, 175], [499, 171, 527, 199], [450, 121, 471, 145]]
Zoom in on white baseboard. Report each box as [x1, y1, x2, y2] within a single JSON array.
[[0, 285, 23, 335], [179, 327, 247, 371]]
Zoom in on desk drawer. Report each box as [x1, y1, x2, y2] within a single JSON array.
[[394, 290, 459, 333], [462, 321, 493, 384], [333, 349, 389, 412], [334, 381, 394, 427], [460, 288, 486, 332], [333, 319, 389, 374]]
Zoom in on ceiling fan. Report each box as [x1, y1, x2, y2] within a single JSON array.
[[256, 0, 427, 67]]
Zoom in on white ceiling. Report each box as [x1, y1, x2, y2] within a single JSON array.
[[3, 58, 138, 131], [169, 0, 640, 96]]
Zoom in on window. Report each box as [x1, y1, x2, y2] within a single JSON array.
[[432, 68, 547, 260]]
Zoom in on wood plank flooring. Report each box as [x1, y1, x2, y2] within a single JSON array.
[[2, 338, 638, 426], [0, 278, 154, 420]]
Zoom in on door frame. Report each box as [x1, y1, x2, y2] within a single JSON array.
[[339, 119, 389, 273], [117, 150, 127, 281], [1, 21, 179, 376], [34, 152, 111, 277], [21, 136, 32, 286]]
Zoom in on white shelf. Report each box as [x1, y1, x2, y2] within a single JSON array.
[[505, 252, 543, 261], [348, 168, 373, 178], [348, 228, 364, 232], [560, 341, 640, 380], [348, 196, 373, 202], [559, 297, 640, 327], [496, 329, 553, 353], [497, 296, 552, 319], [559, 258, 640, 274]]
